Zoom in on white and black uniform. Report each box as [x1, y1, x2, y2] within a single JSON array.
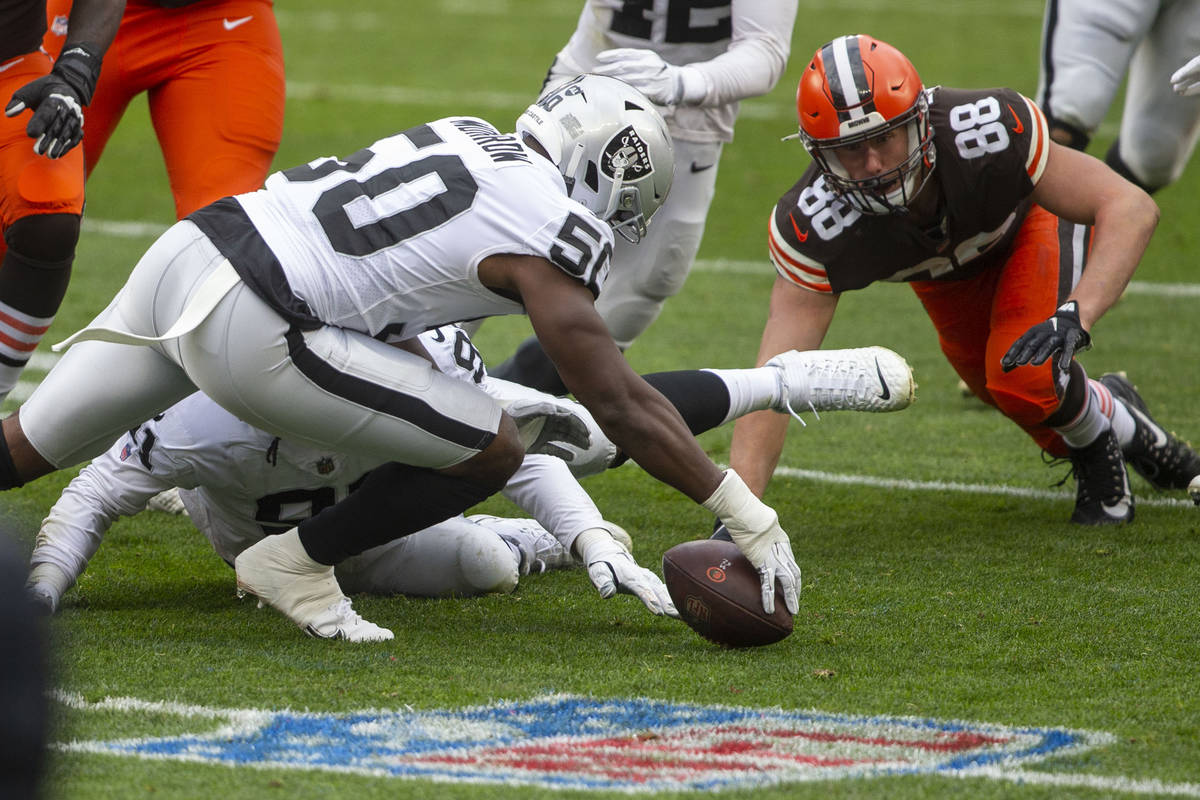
[[28, 327, 615, 598], [1037, 0, 1200, 190], [547, 0, 796, 347], [21, 118, 614, 470]]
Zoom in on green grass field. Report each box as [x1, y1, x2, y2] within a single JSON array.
[[3, 1, 1200, 797]]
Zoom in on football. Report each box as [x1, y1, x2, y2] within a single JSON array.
[[662, 539, 793, 648]]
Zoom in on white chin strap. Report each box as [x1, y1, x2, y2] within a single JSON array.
[[562, 142, 586, 185], [601, 164, 627, 221]]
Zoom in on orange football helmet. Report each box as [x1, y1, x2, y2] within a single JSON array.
[[796, 34, 935, 214]]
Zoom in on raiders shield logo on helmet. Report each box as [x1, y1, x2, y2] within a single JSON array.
[[601, 126, 654, 180]]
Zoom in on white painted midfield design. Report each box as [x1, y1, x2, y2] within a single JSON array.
[[47, 691, 1200, 796]]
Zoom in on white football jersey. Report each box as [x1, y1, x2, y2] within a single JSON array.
[[30, 324, 606, 575], [136, 394, 385, 565], [235, 117, 615, 340], [553, 0, 796, 143]]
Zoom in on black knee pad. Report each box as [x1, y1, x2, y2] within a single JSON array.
[[1044, 117, 1090, 151], [1104, 140, 1159, 194], [4, 213, 80, 264], [1043, 361, 1089, 428]]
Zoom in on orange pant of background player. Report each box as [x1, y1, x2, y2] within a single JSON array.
[[910, 205, 1092, 458], [44, 0, 285, 220], [0, 50, 86, 264]]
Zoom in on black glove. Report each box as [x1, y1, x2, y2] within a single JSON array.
[[1001, 300, 1091, 373], [5, 42, 102, 159]]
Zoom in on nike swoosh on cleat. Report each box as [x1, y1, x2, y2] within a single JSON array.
[[1130, 407, 1168, 448], [874, 358, 891, 401], [1102, 472, 1133, 519], [1102, 496, 1131, 519], [223, 15, 253, 30]]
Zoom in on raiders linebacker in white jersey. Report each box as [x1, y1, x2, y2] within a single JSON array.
[[25, 320, 915, 616], [1037, 0, 1200, 193], [0, 75, 803, 642], [490, 0, 798, 394], [24, 326, 643, 615]]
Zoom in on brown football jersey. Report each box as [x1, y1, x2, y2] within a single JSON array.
[[768, 86, 1051, 294], [0, 0, 48, 63]]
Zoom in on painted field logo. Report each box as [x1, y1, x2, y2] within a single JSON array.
[[57, 693, 1113, 792]]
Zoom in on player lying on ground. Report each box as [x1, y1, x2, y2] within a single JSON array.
[[26, 324, 915, 624]]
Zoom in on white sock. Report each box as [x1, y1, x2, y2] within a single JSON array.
[[702, 368, 780, 425], [1089, 379, 1136, 448], [1053, 384, 1112, 449]]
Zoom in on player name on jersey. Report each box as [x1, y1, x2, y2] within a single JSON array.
[[450, 119, 530, 165]]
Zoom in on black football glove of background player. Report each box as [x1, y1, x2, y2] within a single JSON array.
[[5, 42, 103, 159], [1001, 300, 1091, 373]]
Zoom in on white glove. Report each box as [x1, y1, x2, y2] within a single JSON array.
[[573, 527, 678, 617], [147, 487, 188, 515], [702, 470, 801, 615], [26, 561, 73, 615], [1171, 55, 1200, 96], [592, 48, 709, 106], [506, 396, 592, 458]]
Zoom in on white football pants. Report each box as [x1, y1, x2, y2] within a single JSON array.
[[1037, 0, 1200, 188], [21, 220, 502, 470]]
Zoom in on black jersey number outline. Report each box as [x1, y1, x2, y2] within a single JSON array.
[[549, 212, 612, 294], [282, 124, 479, 257], [427, 326, 485, 384], [611, 0, 731, 44], [254, 473, 369, 535]]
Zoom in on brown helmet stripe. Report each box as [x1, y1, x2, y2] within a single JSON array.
[[822, 35, 876, 123]]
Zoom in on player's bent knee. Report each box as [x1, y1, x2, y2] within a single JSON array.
[[457, 531, 520, 595], [5, 214, 81, 264], [447, 413, 523, 491]]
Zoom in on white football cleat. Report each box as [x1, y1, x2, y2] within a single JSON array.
[[1189, 475, 1200, 506], [235, 529, 393, 642], [468, 515, 574, 575], [302, 596, 394, 642], [768, 346, 915, 420]]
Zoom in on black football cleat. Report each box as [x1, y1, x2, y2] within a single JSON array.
[[1067, 428, 1134, 525], [1099, 372, 1200, 491]]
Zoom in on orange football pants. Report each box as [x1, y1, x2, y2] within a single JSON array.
[[0, 50, 86, 263], [910, 205, 1092, 457], [44, 0, 284, 219]]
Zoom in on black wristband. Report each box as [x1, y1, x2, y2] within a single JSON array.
[[51, 41, 103, 105]]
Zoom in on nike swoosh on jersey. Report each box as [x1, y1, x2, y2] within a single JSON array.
[[874, 358, 891, 401], [223, 15, 254, 30], [690, 162, 715, 173], [787, 212, 808, 243], [1007, 103, 1024, 134]]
